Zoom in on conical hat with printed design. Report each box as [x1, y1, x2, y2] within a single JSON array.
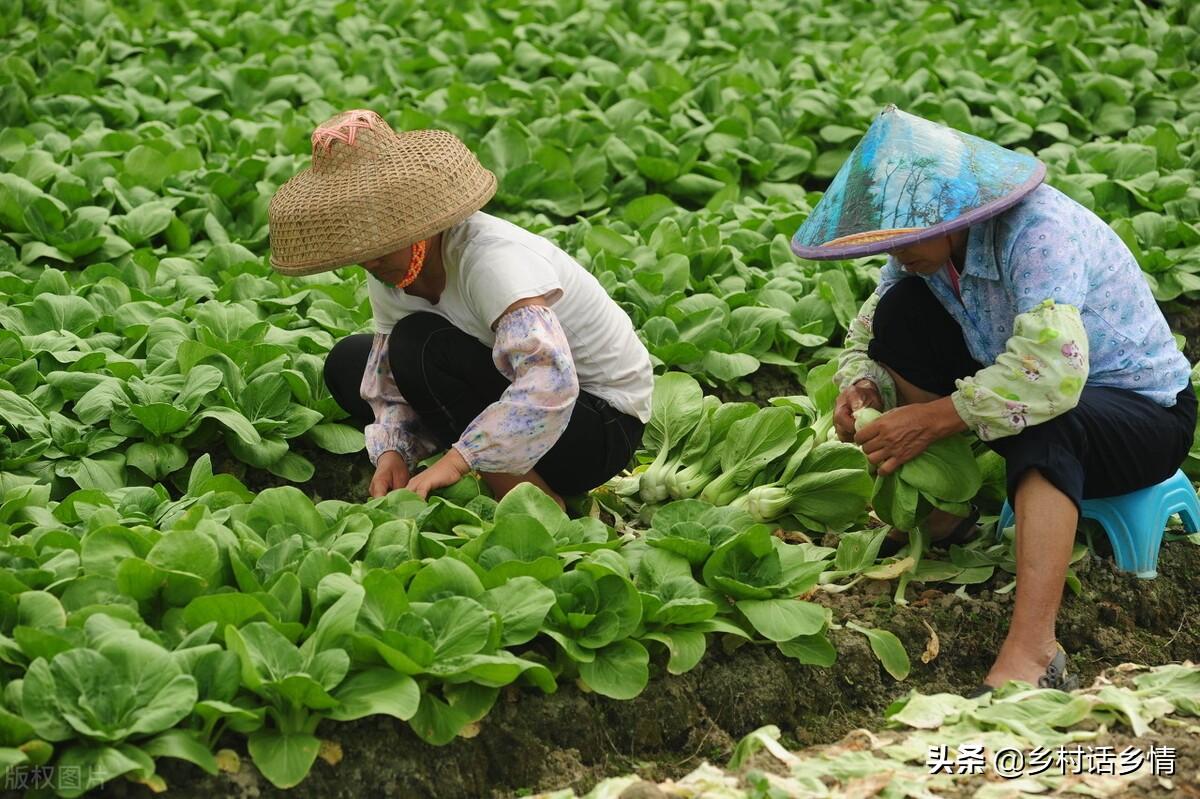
[[791, 105, 1045, 260]]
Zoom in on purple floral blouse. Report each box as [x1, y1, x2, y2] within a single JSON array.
[[361, 305, 579, 474]]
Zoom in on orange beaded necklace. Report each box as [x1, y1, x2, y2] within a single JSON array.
[[392, 239, 427, 289]]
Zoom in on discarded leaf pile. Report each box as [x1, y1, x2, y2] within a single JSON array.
[[535, 661, 1200, 799]]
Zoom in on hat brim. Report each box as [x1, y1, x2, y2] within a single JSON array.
[[268, 169, 498, 277], [792, 162, 1045, 261]]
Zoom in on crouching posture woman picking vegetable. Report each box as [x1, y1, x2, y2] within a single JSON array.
[[268, 110, 652, 506], [792, 107, 1195, 695]]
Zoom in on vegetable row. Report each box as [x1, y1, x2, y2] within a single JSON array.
[[0, 454, 942, 795]]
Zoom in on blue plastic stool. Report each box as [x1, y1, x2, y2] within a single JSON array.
[[995, 468, 1200, 579]]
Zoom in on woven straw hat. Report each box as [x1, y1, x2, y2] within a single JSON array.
[[268, 110, 497, 276]]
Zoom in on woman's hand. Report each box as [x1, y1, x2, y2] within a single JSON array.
[[406, 447, 471, 500], [834, 380, 884, 442], [369, 451, 410, 498], [854, 398, 966, 475], [854, 404, 935, 475]]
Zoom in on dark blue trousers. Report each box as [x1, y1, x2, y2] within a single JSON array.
[[867, 277, 1196, 510]]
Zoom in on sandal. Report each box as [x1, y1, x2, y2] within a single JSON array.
[[877, 504, 982, 558], [964, 643, 1078, 698], [1036, 644, 1080, 691]]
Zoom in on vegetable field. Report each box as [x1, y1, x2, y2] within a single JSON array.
[[1, 0, 1199, 797]]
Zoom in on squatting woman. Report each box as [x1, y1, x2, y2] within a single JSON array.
[[268, 110, 652, 506], [793, 106, 1195, 695]]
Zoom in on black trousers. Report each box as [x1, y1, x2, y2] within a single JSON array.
[[323, 312, 645, 496], [868, 277, 1197, 511]]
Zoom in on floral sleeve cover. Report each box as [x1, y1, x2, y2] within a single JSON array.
[[452, 304, 579, 474], [950, 299, 1089, 441], [360, 333, 440, 469], [834, 292, 900, 410]]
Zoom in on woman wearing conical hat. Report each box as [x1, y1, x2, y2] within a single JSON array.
[[269, 110, 652, 507], [793, 106, 1194, 695]]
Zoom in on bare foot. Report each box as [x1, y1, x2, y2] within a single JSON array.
[[982, 640, 1059, 688]]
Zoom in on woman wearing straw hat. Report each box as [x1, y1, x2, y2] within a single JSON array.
[[792, 106, 1194, 696], [268, 110, 653, 507]]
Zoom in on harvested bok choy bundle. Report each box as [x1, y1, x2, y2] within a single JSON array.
[[853, 407, 983, 603], [852, 407, 982, 532]]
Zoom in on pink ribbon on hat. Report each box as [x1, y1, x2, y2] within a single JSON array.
[[311, 110, 377, 156]]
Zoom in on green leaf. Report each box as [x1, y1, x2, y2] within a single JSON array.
[[266, 451, 315, 483], [176, 365, 224, 412], [715, 406, 797, 486], [407, 558, 485, 602], [130, 403, 192, 436], [115, 201, 176, 245], [55, 743, 154, 798], [225, 623, 302, 689], [241, 374, 291, 422], [116, 557, 165, 602], [418, 596, 493, 659], [0, 389, 49, 438], [329, 669, 419, 722], [478, 119, 531, 175], [777, 632, 837, 666], [480, 577, 557, 646], [735, 598, 826, 642], [126, 441, 188, 480], [886, 692, 974, 729], [641, 629, 706, 675], [425, 651, 555, 691], [585, 226, 634, 256], [494, 481, 571, 534], [142, 728, 219, 775], [305, 423, 365, 454], [17, 591, 66, 629], [622, 194, 676, 230], [23, 196, 65, 240], [54, 453, 126, 491], [701, 351, 759, 382], [897, 435, 982, 503], [787, 444, 873, 531], [701, 526, 781, 600], [578, 639, 649, 699], [247, 730, 320, 789], [409, 684, 499, 745], [871, 471, 920, 532], [196, 406, 261, 446], [26, 294, 99, 335], [848, 622, 911, 681], [184, 594, 275, 634], [247, 486, 322, 538], [125, 145, 201, 189], [303, 579, 363, 657]]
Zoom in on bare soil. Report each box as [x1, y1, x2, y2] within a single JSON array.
[[705, 364, 803, 407]]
